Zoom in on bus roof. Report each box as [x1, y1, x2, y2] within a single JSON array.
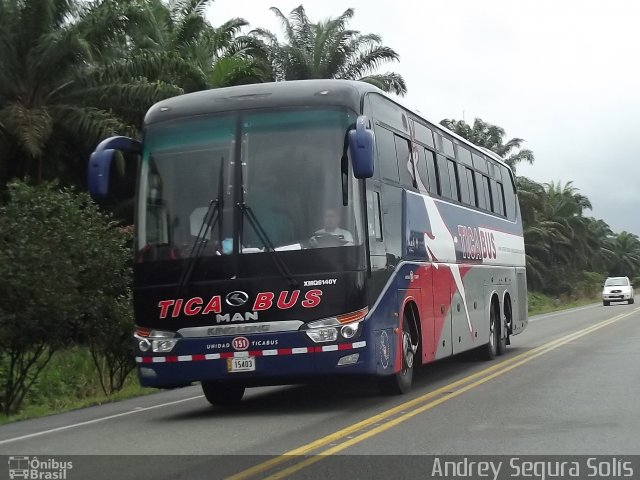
[[144, 79, 378, 125], [144, 79, 512, 174]]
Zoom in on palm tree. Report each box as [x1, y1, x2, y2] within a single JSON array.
[[0, 0, 182, 185], [516, 176, 545, 226], [77, 0, 209, 92], [204, 17, 271, 87], [540, 181, 594, 274], [607, 232, 640, 278], [80, 0, 269, 91], [251, 5, 407, 95], [583, 217, 615, 273], [516, 179, 601, 294], [439, 118, 534, 172], [516, 177, 557, 289]]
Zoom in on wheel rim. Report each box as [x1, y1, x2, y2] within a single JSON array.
[[402, 330, 414, 373]]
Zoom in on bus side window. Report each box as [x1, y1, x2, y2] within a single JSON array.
[[394, 135, 416, 189], [498, 182, 507, 216], [367, 190, 383, 241], [475, 171, 487, 209], [437, 154, 452, 198], [436, 133, 455, 157], [466, 167, 477, 206], [414, 122, 435, 148], [446, 159, 459, 201], [375, 125, 400, 183], [482, 175, 493, 212], [491, 179, 505, 216], [457, 163, 471, 205], [425, 149, 439, 194], [415, 147, 429, 192], [501, 167, 517, 220]]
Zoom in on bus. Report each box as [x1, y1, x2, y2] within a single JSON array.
[[88, 79, 527, 406]]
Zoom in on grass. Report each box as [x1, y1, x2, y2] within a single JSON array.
[[527, 291, 601, 316], [0, 348, 154, 426], [0, 383, 153, 426], [528, 289, 639, 316]]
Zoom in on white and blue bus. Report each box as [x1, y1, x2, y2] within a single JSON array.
[[88, 80, 527, 405]]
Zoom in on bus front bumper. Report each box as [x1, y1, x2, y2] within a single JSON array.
[[135, 331, 379, 388]]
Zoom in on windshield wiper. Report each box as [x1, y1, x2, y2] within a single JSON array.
[[238, 203, 298, 288], [178, 161, 225, 293], [237, 154, 298, 288]]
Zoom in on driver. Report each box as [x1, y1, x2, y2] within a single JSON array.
[[312, 208, 353, 243]]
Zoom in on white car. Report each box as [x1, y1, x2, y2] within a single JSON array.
[[602, 276, 634, 306]]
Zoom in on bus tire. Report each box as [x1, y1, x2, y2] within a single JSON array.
[[497, 299, 510, 356], [201, 382, 245, 407], [481, 301, 498, 360], [377, 317, 416, 395]]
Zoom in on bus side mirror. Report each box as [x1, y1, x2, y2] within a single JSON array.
[[349, 115, 374, 179], [88, 136, 141, 199]]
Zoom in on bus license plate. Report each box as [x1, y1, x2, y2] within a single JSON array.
[[227, 357, 255, 372]]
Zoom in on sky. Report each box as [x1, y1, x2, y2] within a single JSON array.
[[207, 0, 640, 235]]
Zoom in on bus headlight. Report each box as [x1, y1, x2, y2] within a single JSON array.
[[306, 327, 338, 343], [138, 338, 151, 352], [151, 339, 179, 353], [303, 308, 367, 343], [135, 328, 179, 353], [340, 323, 359, 339]]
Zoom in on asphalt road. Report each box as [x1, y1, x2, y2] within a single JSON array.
[[1, 301, 639, 480]]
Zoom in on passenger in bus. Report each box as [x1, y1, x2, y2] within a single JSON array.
[[310, 207, 353, 247]]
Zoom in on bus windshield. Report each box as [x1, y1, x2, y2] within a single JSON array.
[[136, 108, 363, 261]]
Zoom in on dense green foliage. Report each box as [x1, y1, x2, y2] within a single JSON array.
[[251, 5, 407, 95], [0, 0, 186, 187], [440, 118, 534, 173], [442, 118, 640, 295], [0, 181, 132, 414], [0, 0, 406, 188]]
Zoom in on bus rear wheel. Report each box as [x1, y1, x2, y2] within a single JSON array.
[[377, 317, 416, 395], [481, 301, 498, 360], [201, 381, 245, 407], [497, 299, 510, 356]]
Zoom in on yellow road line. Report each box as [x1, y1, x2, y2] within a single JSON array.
[[227, 308, 639, 480], [262, 310, 635, 479]]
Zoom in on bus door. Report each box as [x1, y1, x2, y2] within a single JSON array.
[[365, 182, 393, 316]]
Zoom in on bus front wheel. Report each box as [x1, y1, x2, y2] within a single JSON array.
[[201, 381, 245, 407], [377, 317, 416, 395]]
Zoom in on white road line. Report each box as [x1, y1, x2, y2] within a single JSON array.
[[0, 395, 204, 446]]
